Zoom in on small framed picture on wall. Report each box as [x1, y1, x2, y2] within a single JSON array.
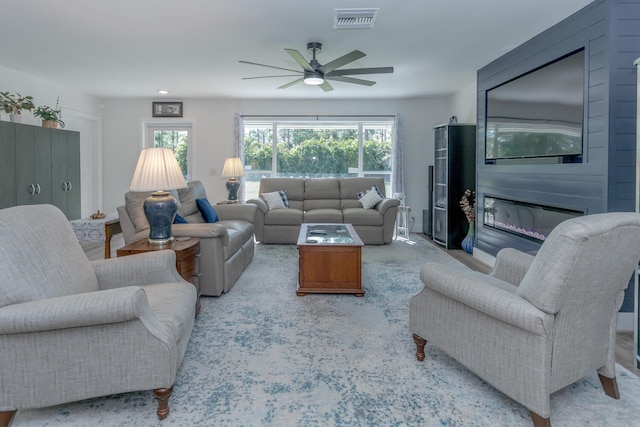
[[152, 102, 183, 117]]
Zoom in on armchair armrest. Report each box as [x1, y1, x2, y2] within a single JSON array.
[[247, 198, 269, 215], [489, 248, 535, 286], [215, 203, 257, 222], [92, 250, 185, 290], [172, 222, 230, 245], [420, 262, 553, 336], [376, 198, 401, 215], [0, 287, 149, 334]]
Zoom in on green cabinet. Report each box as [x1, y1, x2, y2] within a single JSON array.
[[0, 121, 80, 219], [15, 125, 53, 207], [0, 123, 17, 209], [51, 129, 81, 219]]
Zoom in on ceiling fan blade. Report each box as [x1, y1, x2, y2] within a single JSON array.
[[321, 50, 366, 74], [278, 78, 304, 89], [326, 76, 376, 86], [239, 60, 302, 74], [319, 80, 334, 92], [242, 75, 302, 80], [284, 49, 314, 72], [326, 67, 394, 77]]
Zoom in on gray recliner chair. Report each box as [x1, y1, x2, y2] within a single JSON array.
[[410, 212, 640, 427], [118, 180, 256, 296], [0, 204, 197, 422]]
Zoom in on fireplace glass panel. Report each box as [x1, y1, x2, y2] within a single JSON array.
[[483, 196, 583, 241]]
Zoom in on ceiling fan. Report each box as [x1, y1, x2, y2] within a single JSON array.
[[239, 42, 394, 92]]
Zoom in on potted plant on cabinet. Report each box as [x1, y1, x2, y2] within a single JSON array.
[[0, 91, 35, 123], [33, 99, 65, 128]]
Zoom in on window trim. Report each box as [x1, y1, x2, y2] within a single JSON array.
[[141, 119, 197, 180]]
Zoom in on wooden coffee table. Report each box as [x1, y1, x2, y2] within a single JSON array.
[[296, 223, 365, 297]]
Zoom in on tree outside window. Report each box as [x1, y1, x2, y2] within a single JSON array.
[[243, 120, 393, 200]]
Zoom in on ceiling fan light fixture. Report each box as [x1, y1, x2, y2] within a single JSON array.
[[303, 71, 324, 85]]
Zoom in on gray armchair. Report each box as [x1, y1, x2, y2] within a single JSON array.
[[409, 212, 640, 427], [0, 204, 197, 422]]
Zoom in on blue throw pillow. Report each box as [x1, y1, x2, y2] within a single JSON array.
[[196, 198, 219, 223], [173, 213, 189, 224]]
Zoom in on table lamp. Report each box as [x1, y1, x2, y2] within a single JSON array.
[[221, 157, 245, 202], [129, 147, 187, 244]]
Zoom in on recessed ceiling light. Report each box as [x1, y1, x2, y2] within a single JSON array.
[[157, 90, 169, 95]]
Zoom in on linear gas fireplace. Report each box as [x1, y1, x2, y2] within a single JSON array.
[[483, 196, 584, 242]]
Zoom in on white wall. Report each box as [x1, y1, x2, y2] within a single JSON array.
[[2, 62, 478, 230], [0, 66, 103, 217], [101, 96, 458, 232], [451, 81, 478, 124]]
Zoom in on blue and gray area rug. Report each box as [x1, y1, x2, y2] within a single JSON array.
[[13, 236, 640, 426]]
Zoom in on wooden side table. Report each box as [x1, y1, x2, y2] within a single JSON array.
[[117, 238, 201, 315]]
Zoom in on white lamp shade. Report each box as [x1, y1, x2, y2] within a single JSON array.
[[221, 157, 246, 178], [129, 147, 187, 191]]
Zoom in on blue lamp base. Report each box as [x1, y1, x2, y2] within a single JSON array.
[[226, 178, 240, 201], [143, 191, 178, 244]]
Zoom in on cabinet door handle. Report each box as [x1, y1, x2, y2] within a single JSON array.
[[35, 184, 41, 194], [67, 181, 72, 191], [62, 182, 68, 191], [29, 184, 35, 195]]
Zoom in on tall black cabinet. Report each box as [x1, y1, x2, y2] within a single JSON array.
[[0, 121, 81, 220], [432, 124, 476, 249]]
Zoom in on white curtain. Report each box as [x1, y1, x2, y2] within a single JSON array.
[[234, 113, 243, 158], [392, 114, 404, 196], [234, 113, 245, 200]]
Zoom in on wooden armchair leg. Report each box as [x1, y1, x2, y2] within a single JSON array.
[[412, 334, 427, 361], [598, 374, 620, 399], [530, 411, 551, 427], [154, 386, 174, 420], [0, 410, 16, 427]]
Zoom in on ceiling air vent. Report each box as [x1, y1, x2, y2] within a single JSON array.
[[333, 8, 379, 30]]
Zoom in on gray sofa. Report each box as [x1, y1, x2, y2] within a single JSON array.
[[118, 181, 256, 296], [247, 177, 400, 245]]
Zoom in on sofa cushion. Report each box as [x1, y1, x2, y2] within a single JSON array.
[[264, 208, 304, 225], [262, 191, 288, 210], [178, 187, 198, 217], [340, 177, 387, 199], [343, 207, 384, 226], [305, 178, 340, 199], [304, 209, 343, 223], [196, 198, 219, 223], [358, 186, 384, 209], [174, 213, 189, 224], [304, 199, 341, 210]]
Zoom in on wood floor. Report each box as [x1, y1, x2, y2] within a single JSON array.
[[83, 233, 640, 377]]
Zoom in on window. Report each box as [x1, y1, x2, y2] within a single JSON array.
[[243, 119, 393, 199], [146, 125, 192, 180]]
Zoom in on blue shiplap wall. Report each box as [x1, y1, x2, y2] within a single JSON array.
[[476, 0, 640, 311]]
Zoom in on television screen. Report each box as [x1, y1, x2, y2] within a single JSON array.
[[485, 49, 584, 161]]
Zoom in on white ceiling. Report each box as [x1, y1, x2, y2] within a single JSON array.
[[0, 0, 594, 100]]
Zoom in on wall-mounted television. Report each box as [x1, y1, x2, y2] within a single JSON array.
[[485, 49, 585, 162]]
